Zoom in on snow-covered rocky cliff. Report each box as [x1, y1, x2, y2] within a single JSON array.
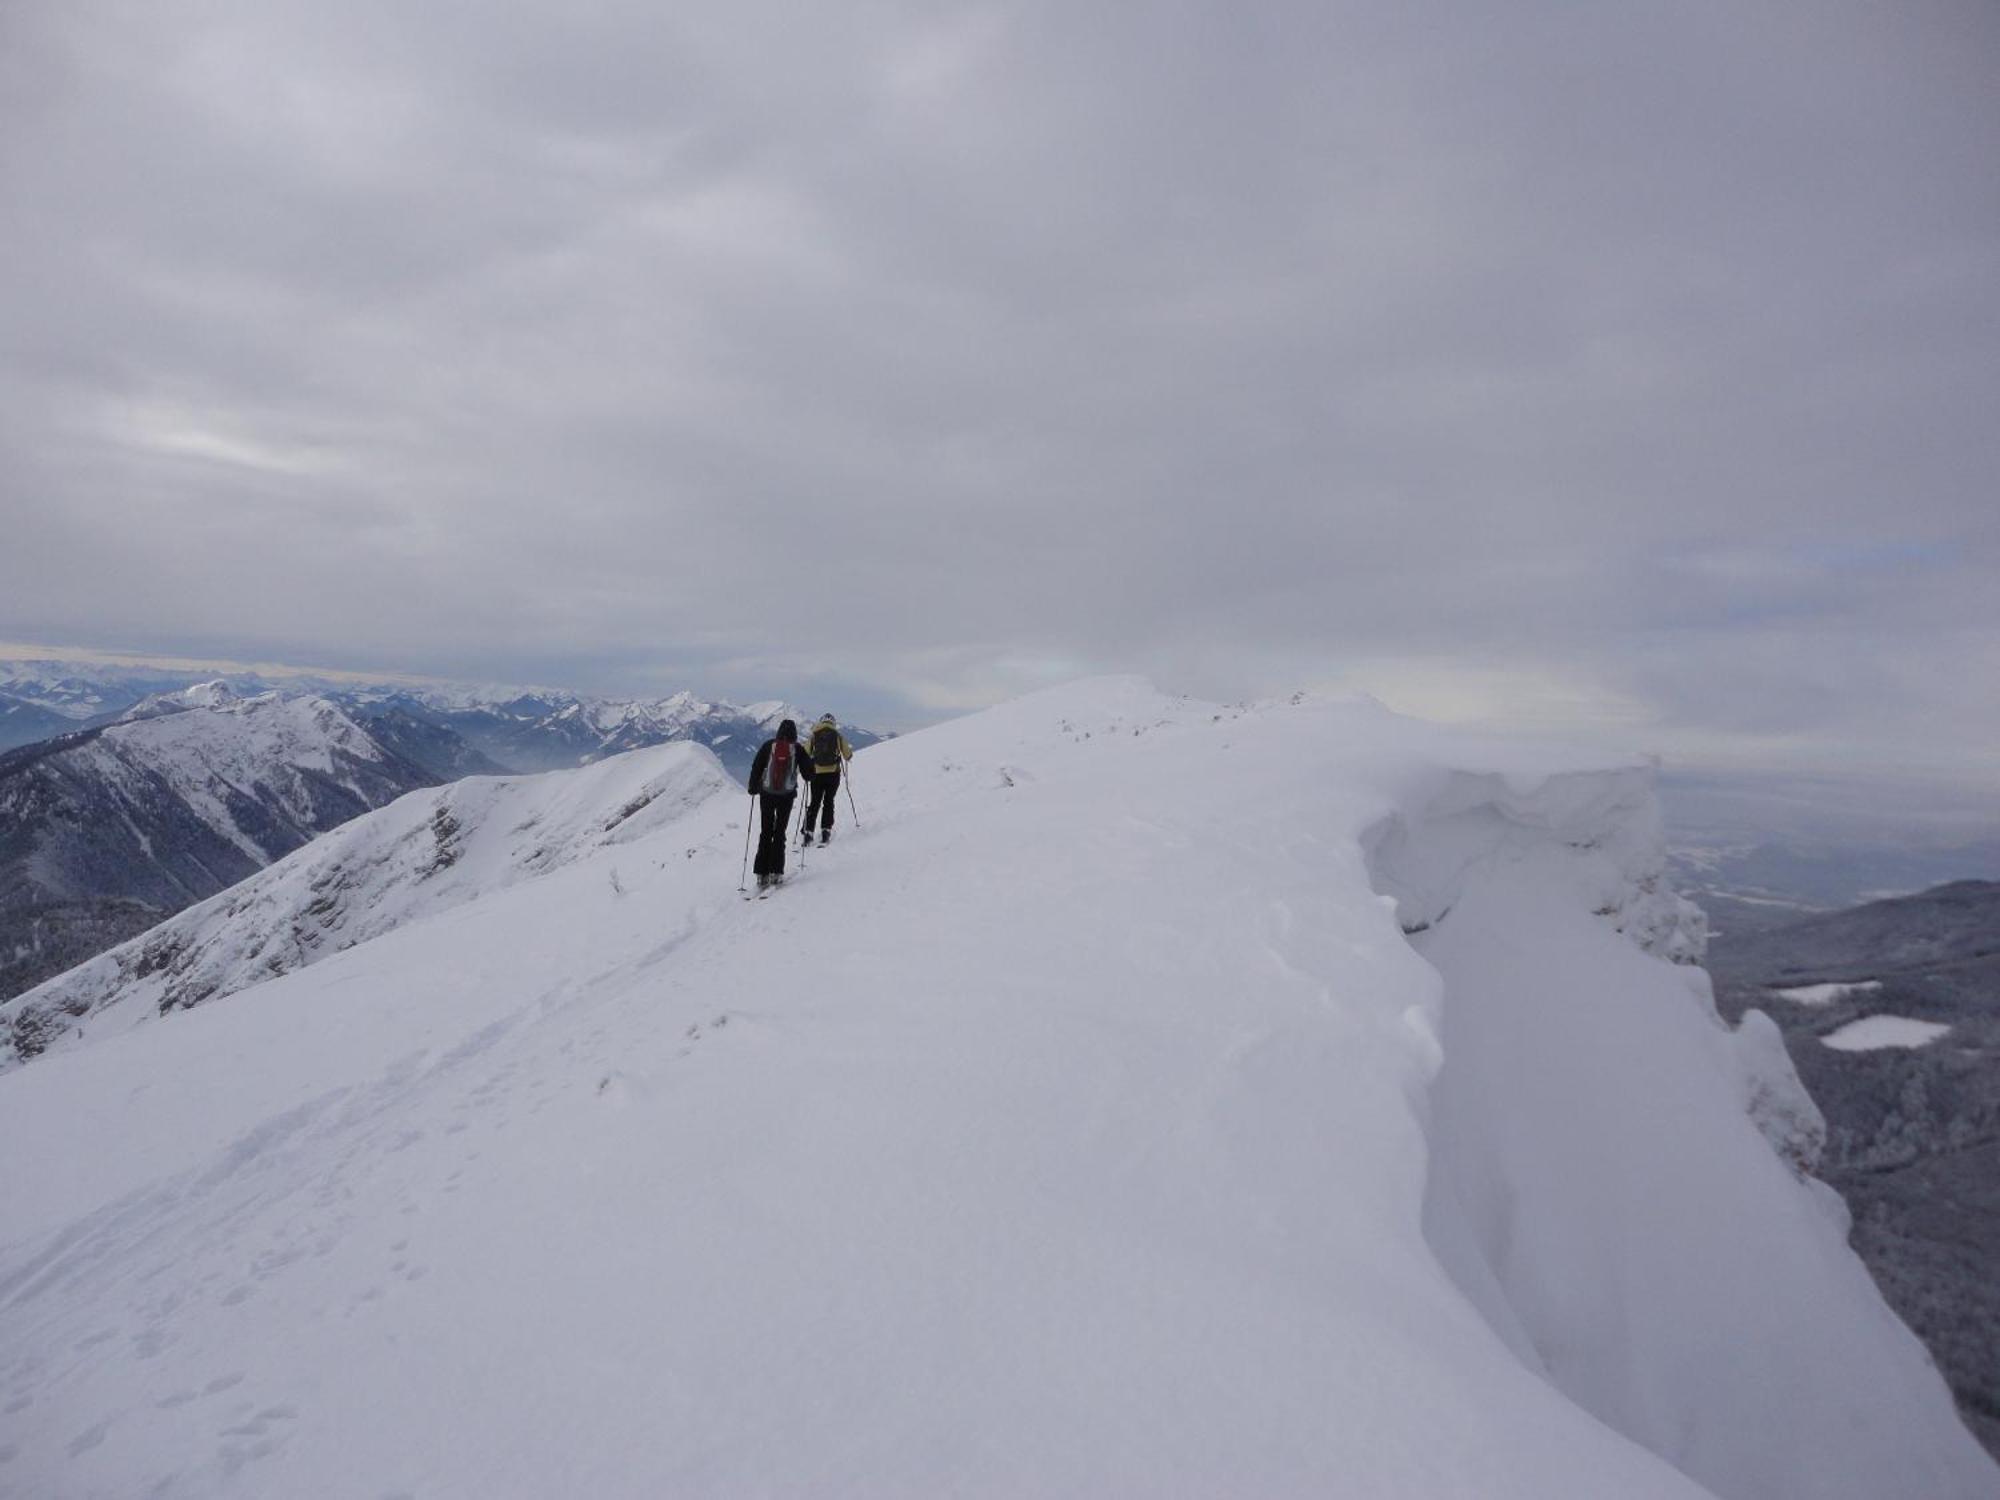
[[0, 679, 1990, 1498], [0, 687, 450, 1014]]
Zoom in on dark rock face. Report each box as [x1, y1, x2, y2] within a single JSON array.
[[1708, 882, 2000, 1459], [345, 706, 513, 783]]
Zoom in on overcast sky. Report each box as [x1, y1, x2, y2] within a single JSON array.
[[3, 1, 1995, 774]]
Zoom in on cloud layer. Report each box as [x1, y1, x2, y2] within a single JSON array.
[[3, 0, 1996, 765]]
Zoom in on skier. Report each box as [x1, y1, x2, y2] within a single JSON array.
[[746, 719, 811, 890], [800, 713, 853, 846]]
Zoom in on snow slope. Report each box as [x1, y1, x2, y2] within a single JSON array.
[[0, 680, 1991, 1499], [1, 745, 735, 1067]]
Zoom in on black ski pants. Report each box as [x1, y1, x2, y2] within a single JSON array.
[[754, 792, 797, 876], [805, 769, 841, 835]]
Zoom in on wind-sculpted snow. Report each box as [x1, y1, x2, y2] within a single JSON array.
[[0, 679, 1990, 1498], [1362, 761, 1708, 961], [2, 743, 734, 1069]]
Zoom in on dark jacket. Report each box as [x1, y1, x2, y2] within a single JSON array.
[[747, 724, 812, 796]]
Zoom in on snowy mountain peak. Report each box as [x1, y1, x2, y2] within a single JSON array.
[[174, 678, 235, 708], [0, 679, 1990, 1497], [116, 678, 243, 719]]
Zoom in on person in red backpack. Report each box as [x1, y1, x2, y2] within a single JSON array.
[[746, 719, 812, 889]]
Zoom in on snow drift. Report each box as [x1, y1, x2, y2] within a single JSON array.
[[0, 679, 1990, 1499]]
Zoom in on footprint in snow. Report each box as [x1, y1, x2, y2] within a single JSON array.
[[67, 1421, 110, 1457], [596, 1071, 652, 1106]]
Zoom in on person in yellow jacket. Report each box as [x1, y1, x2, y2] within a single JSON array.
[[799, 713, 853, 846]]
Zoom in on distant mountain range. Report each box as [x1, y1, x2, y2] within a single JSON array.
[[0, 692, 77, 747], [332, 687, 874, 780], [0, 658, 881, 779], [1708, 880, 2000, 1460], [1660, 769, 2000, 935], [0, 660, 215, 737]]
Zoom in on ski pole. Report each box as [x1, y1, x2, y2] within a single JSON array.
[[843, 764, 860, 829], [738, 801, 754, 891], [793, 784, 809, 870]]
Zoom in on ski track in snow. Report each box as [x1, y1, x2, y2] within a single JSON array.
[[0, 679, 1992, 1499]]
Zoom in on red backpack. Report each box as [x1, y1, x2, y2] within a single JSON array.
[[763, 739, 798, 794]]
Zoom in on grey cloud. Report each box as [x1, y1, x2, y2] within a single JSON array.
[[2, 0, 1995, 769]]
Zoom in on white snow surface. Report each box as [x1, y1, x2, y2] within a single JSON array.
[[1821, 1016, 1954, 1052], [1773, 980, 1885, 1006], [2, 746, 736, 1063], [1, 679, 1991, 1499]]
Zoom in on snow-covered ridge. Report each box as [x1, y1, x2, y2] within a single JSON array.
[[0, 678, 1989, 1498], [2, 744, 734, 1067], [0, 688, 456, 1018], [27, 691, 405, 875], [107, 690, 391, 807]]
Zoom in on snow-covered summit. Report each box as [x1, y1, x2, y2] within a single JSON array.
[[0, 679, 1990, 1498], [118, 678, 244, 719], [91, 689, 397, 812]]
